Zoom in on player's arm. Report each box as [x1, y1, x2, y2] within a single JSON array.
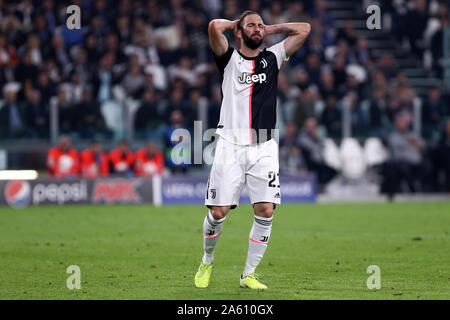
[[208, 19, 238, 57], [264, 23, 311, 57]]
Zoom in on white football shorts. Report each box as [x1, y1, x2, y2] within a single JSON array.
[[205, 136, 281, 209]]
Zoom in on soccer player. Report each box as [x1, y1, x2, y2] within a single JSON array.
[[194, 11, 311, 290]]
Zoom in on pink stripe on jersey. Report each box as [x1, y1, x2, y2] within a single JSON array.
[[249, 60, 255, 144]]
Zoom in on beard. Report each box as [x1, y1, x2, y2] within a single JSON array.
[[242, 31, 263, 50]]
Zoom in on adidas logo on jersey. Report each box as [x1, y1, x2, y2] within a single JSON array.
[[238, 72, 267, 84]]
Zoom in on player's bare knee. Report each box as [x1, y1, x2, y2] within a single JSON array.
[[209, 206, 229, 220], [253, 203, 274, 218]]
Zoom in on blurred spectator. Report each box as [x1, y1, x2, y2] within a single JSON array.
[[186, 87, 203, 124], [336, 20, 357, 47], [390, 85, 415, 118], [207, 86, 222, 129], [0, 32, 19, 70], [304, 53, 322, 86], [144, 64, 168, 92], [35, 71, 56, 104], [33, 13, 52, 45], [287, 2, 310, 24], [338, 73, 362, 100], [93, 52, 117, 103], [280, 122, 308, 176], [109, 140, 136, 177], [24, 89, 48, 139], [331, 55, 347, 89], [377, 54, 397, 80], [309, 0, 336, 45], [102, 32, 126, 65], [18, 34, 42, 66], [43, 57, 62, 84], [319, 70, 337, 101], [135, 141, 165, 177], [16, 0, 34, 31], [2, 14, 24, 47], [0, 83, 26, 138], [421, 86, 447, 139], [298, 117, 337, 185], [67, 71, 84, 104], [335, 39, 354, 65], [84, 33, 101, 66], [389, 72, 414, 100], [303, 33, 323, 61], [294, 88, 317, 130], [262, 1, 290, 46], [367, 86, 391, 138], [114, 15, 132, 45], [164, 110, 190, 174], [53, 87, 74, 134], [49, 34, 71, 74], [340, 91, 368, 138], [354, 37, 372, 68], [405, 0, 428, 59], [371, 69, 388, 93], [168, 56, 198, 87], [276, 73, 294, 106], [42, 0, 57, 32], [134, 89, 164, 138], [46, 135, 79, 178], [164, 86, 195, 129], [80, 141, 110, 179], [383, 113, 424, 196], [320, 95, 341, 139], [14, 50, 38, 83], [73, 88, 112, 139], [120, 55, 146, 99], [294, 69, 311, 91], [430, 15, 448, 78]]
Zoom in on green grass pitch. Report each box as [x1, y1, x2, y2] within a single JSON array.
[[0, 202, 449, 300]]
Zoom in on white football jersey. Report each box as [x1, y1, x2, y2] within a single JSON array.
[[213, 40, 289, 145]]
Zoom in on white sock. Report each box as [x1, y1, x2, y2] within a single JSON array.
[[242, 215, 272, 278], [202, 210, 226, 264]]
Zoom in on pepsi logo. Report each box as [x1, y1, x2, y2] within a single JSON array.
[[5, 180, 31, 208]]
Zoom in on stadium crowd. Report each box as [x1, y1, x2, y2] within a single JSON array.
[[0, 0, 449, 192]]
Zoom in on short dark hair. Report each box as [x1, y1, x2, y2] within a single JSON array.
[[238, 10, 260, 31]]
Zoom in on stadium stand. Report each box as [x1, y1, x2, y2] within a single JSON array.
[[0, 0, 449, 193]]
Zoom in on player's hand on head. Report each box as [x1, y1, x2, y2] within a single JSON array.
[[263, 24, 272, 35], [232, 19, 239, 36]]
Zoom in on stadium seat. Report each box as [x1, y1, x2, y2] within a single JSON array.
[[340, 138, 366, 180], [101, 100, 124, 139], [364, 137, 388, 167], [128, 99, 141, 126], [323, 138, 342, 170]]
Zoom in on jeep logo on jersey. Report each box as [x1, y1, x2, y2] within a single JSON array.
[[238, 72, 267, 84]]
